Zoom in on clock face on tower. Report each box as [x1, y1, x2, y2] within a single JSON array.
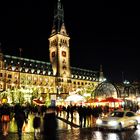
[[62, 51, 66, 57]]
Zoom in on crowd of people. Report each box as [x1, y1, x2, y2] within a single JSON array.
[[56, 103, 140, 127], [0, 103, 58, 140], [0, 102, 139, 139], [56, 105, 108, 127]]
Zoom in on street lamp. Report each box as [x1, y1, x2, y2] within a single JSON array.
[[123, 80, 130, 110]]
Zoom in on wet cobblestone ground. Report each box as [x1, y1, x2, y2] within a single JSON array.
[[1, 127, 140, 140], [1, 112, 140, 140]]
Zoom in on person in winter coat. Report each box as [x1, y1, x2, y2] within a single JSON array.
[[33, 112, 41, 140], [43, 106, 58, 140], [1, 104, 10, 136], [14, 104, 28, 140]]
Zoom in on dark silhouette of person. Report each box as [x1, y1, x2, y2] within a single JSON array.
[[82, 106, 87, 127], [14, 104, 28, 140], [1, 103, 11, 136], [70, 105, 75, 122], [77, 105, 87, 127], [33, 112, 41, 140], [66, 105, 70, 120], [78, 105, 84, 127], [43, 106, 58, 140]]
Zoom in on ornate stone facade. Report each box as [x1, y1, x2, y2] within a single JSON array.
[[0, 0, 99, 104]]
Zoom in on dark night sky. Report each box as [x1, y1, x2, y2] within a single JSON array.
[[0, 0, 140, 83]]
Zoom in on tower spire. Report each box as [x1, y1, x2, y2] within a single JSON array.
[[51, 0, 66, 36], [99, 64, 105, 82]]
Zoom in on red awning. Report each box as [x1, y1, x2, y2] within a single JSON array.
[[100, 97, 123, 103], [33, 98, 45, 106]]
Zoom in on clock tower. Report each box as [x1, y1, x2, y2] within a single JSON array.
[[0, 46, 4, 69], [49, 0, 71, 93]]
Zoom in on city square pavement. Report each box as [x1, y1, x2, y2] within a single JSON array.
[[0, 112, 95, 140], [1, 112, 140, 140]]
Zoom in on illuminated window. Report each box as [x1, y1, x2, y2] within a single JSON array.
[[31, 69, 35, 73], [8, 74, 12, 78], [43, 71, 46, 75], [28, 76, 31, 80], [48, 71, 51, 75], [37, 70, 40, 74], [34, 77, 37, 80], [25, 68, 29, 72]]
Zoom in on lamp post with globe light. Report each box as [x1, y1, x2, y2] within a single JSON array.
[[123, 80, 130, 109]]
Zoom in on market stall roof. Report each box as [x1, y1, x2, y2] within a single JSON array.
[[65, 94, 85, 102], [33, 98, 45, 106], [100, 97, 123, 103], [85, 98, 99, 103]]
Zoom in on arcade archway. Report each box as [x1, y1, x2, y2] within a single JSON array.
[[94, 82, 120, 99]]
